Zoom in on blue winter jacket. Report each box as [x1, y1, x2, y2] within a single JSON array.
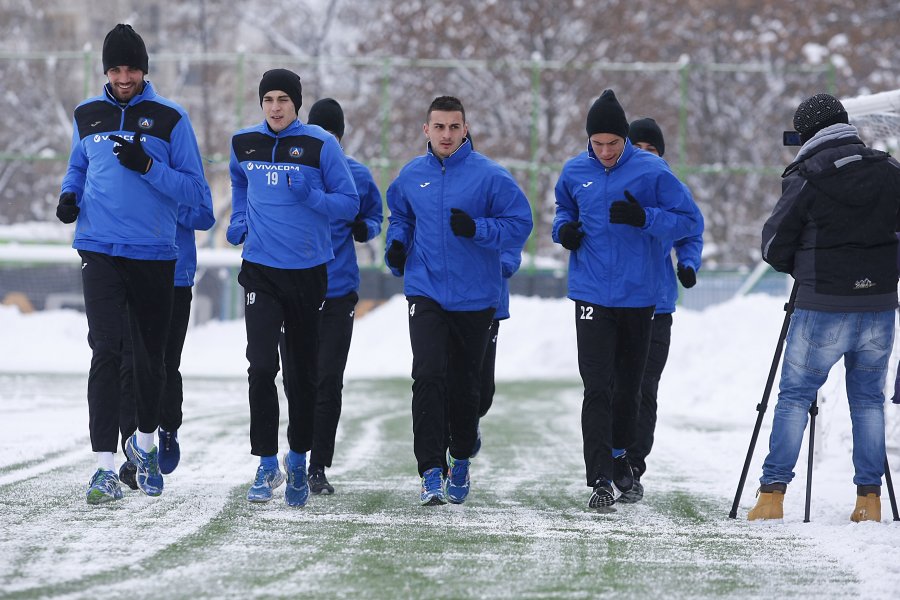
[[553, 140, 702, 308], [229, 120, 359, 270], [175, 198, 216, 287], [496, 245, 523, 320], [61, 81, 212, 261], [326, 157, 383, 298], [656, 233, 704, 314], [386, 140, 533, 311]]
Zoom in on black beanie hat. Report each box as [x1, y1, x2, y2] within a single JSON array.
[[258, 69, 303, 111], [793, 93, 849, 144], [585, 89, 629, 139], [628, 117, 666, 157], [307, 98, 345, 139], [102, 24, 149, 74]]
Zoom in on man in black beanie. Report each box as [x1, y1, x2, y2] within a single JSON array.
[[227, 71, 359, 507], [620, 117, 704, 505], [57, 23, 212, 505], [102, 24, 149, 75], [258, 68, 303, 115], [278, 97, 382, 496], [553, 89, 703, 510], [791, 93, 849, 144]]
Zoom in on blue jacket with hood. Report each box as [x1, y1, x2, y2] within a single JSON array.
[[553, 140, 702, 308], [174, 198, 216, 287], [229, 120, 359, 270], [61, 81, 212, 261], [325, 156, 383, 298], [385, 140, 533, 311]]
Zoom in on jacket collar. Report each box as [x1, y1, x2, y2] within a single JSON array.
[[586, 137, 635, 170], [783, 123, 864, 176], [426, 137, 473, 167], [104, 79, 155, 107], [259, 118, 302, 137]]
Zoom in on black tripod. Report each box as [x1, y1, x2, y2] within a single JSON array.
[[728, 281, 899, 521]]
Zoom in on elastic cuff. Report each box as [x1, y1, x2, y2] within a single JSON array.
[[857, 484, 881, 497], [759, 482, 787, 493]]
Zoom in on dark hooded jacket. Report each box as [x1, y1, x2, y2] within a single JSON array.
[[762, 123, 900, 312]]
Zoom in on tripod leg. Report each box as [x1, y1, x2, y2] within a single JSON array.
[[885, 456, 900, 522], [729, 281, 798, 519], [803, 398, 819, 523]]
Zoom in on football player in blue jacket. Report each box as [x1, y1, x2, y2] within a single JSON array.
[[227, 70, 359, 507], [553, 90, 702, 510], [385, 96, 533, 506], [58, 24, 212, 504]]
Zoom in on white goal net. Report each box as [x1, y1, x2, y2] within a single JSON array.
[[844, 87, 900, 152]]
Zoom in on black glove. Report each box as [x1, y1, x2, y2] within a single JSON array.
[[450, 208, 476, 238], [55, 192, 79, 224], [386, 240, 407, 275], [351, 216, 369, 243], [677, 263, 696, 288], [109, 134, 152, 174], [609, 190, 646, 228], [558, 221, 584, 251]]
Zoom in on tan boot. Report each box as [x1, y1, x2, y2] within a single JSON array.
[[850, 485, 881, 523], [748, 483, 786, 522]]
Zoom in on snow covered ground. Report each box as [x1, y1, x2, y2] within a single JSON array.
[[1, 293, 899, 597]]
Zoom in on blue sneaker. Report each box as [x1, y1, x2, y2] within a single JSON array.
[[86, 468, 124, 505], [125, 434, 163, 496], [283, 453, 310, 507], [247, 465, 285, 503], [420, 467, 446, 506], [445, 454, 471, 504], [158, 429, 180, 475]]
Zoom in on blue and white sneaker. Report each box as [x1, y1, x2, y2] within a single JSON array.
[[420, 467, 446, 506], [86, 468, 124, 505], [158, 429, 180, 475], [125, 434, 163, 496], [283, 453, 310, 507], [445, 454, 471, 504], [247, 465, 285, 503]]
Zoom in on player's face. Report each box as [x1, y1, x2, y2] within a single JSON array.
[[424, 110, 468, 159], [106, 66, 145, 102], [262, 91, 297, 133], [634, 142, 660, 156], [589, 133, 625, 168]]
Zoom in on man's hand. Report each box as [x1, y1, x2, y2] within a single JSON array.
[[558, 221, 585, 251], [450, 208, 476, 238], [609, 190, 646, 228], [227, 214, 248, 245], [677, 263, 696, 288], [109, 134, 152, 174], [56, 192, 79, 224], [386, 240, 407, 275], [351, 216, 369, 243]]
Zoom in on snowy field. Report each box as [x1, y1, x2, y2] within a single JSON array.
[[1, 293, 899, 598]]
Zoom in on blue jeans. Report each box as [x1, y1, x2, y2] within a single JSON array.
[[761, 308, 894, 487]]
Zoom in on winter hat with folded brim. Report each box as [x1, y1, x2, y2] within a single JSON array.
[[793, 93, 849, 144], [585, 89, 629, 139], [307, 98, 345, 139], [258, 69, 303, 111], [628, 117, 665, 157], [102, 24, 149, 74]]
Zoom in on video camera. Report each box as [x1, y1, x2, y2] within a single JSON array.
[[782, 131, 802, 147]]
